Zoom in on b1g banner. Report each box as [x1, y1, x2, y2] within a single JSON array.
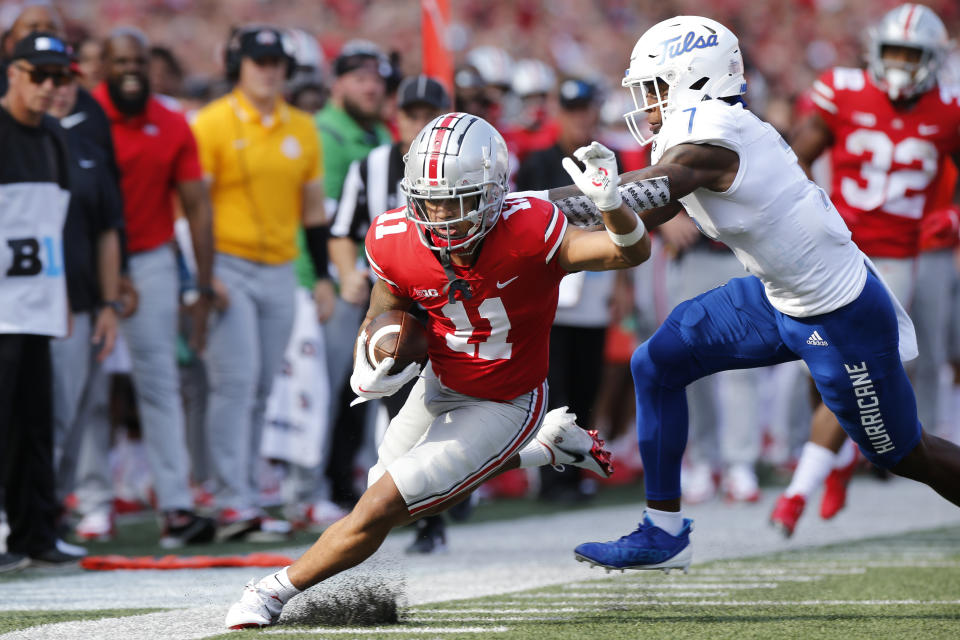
[[262, 287, 331, 468], [0, 182, 69, 337]]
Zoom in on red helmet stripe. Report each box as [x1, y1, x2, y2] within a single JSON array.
[[902, 4, 917, 39], [427, 113, 460, 186]]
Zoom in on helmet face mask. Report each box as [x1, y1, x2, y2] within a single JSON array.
[[867, 4, 948, 101], [622, 16, 746, 147], [401, 113, 509, 255]]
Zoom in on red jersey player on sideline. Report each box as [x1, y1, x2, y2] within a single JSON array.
[[771, 2, 960, 537], [224, 112, 651, 629]]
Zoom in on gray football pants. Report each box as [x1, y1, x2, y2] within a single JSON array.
[[667, 248, 762, 468], [913, 249, 957, 434]]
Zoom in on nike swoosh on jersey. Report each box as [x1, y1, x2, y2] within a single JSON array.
[[496, 276, 519, 289]]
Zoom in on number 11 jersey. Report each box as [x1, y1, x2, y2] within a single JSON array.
[[810, 68, 960, 258], [365, 196, 568, 402]]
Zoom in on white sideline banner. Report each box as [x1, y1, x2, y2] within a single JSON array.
[[262, 287, 331, 468]]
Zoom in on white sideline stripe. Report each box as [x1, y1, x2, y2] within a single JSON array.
[[409, 616, 571, 622], [565, 575, 824, 585], [417, 600, 960, 611], [263, 626, 510, 634], [605, 600, 960, 606], [514, 583, 780, 594]]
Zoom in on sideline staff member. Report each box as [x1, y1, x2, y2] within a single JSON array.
[[0, 32, 79, 572], [191, 25, 329, 539]]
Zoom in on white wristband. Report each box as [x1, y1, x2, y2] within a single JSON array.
[[606, 215, 647, 247]]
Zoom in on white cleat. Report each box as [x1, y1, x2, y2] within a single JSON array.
[[225, 578, 285, 630], [536, 407, 614, 478]]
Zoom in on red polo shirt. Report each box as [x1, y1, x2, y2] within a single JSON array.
[[93, 83, 202, 253]]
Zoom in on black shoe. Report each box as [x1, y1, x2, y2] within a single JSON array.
[[0, 551, 29, 573], [160, 510, 216, 549], [29, 546, 83, 567], [405, 516, 447, 555], [447, 494, 476, 523]]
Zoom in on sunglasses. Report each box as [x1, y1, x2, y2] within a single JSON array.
[[15, 64, 72, 87]]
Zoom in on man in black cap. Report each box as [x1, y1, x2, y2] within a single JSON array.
[[0, 32, 83, 572], [321, 75, 457, 550]]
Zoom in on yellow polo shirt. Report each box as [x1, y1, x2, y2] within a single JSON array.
[[191, 89, 322, 264]]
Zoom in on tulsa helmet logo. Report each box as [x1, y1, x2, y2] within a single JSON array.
[[655, 31, 719, 65]]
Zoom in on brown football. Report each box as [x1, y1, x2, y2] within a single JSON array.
[[364, 310, 429, 375]]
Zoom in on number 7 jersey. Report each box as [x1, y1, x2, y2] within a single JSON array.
[[365, 196, 568, 402], [810, 68, 960, 258]]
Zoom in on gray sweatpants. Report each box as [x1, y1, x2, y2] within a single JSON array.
[[122, 245, 194, 511], [50, 312, 111, 505], [204, 253, 296, 511]]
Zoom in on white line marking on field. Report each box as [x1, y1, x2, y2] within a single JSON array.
[[263, 626, 510, 634], [514, 583, 780, 594], [608, 600, 960, 606], [564, 575, 824, 586], [408, 616, 570, 622]]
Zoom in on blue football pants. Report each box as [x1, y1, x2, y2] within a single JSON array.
[[631, 272, 922, 501]]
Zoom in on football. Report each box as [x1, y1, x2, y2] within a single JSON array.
[[363, 310, 429, 375]]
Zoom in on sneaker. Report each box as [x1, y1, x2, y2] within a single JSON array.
[[405, 516, 448, 554], [75, 511, 115, 542], [29, 544, 84, 567], [56, 538, 87, 557], [770, 493, 806, 538], [160, 510, 216, 549], [820, 449, 859, 520], [574, 513, 693, 573], [536, 407, 613, 478], [302, 500, 348, 532], [681, 462, 716, 504], [217, 508, 292, 543], [722, 464, 760, 503], [224, 577, 285, 630], [0, 551, 29, 574]]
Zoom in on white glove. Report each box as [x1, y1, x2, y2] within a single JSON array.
[[349, 333, 422, 406], [561, 141, 623, 211]]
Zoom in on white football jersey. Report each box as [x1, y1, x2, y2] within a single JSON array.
[[651, 100, 867, 317], [0, 182, 70, 337]]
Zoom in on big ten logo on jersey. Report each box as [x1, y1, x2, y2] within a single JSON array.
[[4, 235, 63, 277]]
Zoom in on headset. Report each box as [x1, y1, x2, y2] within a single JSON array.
[[224, 24, 297, 84]]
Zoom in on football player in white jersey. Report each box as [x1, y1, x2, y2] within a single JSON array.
[[547, 15, 960, 572]]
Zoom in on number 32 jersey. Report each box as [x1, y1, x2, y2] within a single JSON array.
[[810, 68, 960, 257], [365, 196, 568, 402]]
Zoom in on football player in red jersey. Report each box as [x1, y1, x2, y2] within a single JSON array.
[[771, 3, 960, 536], [224, 113, 650, 629]]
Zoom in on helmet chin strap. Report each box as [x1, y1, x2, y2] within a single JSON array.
[[438, 246, 473, 304]]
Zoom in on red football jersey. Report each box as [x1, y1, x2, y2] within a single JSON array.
[[365, 196, 568, 402], [810, 68, 960, 257]]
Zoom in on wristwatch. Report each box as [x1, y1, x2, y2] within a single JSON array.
[[99, 299, 124, 313]]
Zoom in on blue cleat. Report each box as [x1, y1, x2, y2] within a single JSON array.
[[574, 513, 693, 573]]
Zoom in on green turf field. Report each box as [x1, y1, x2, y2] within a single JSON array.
[[27, 524, 946, 640]]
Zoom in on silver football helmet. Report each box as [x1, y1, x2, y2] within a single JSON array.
[[622, 16, 746, 146], [867, 3, 949, 101], [401, 113, 509, 255]]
